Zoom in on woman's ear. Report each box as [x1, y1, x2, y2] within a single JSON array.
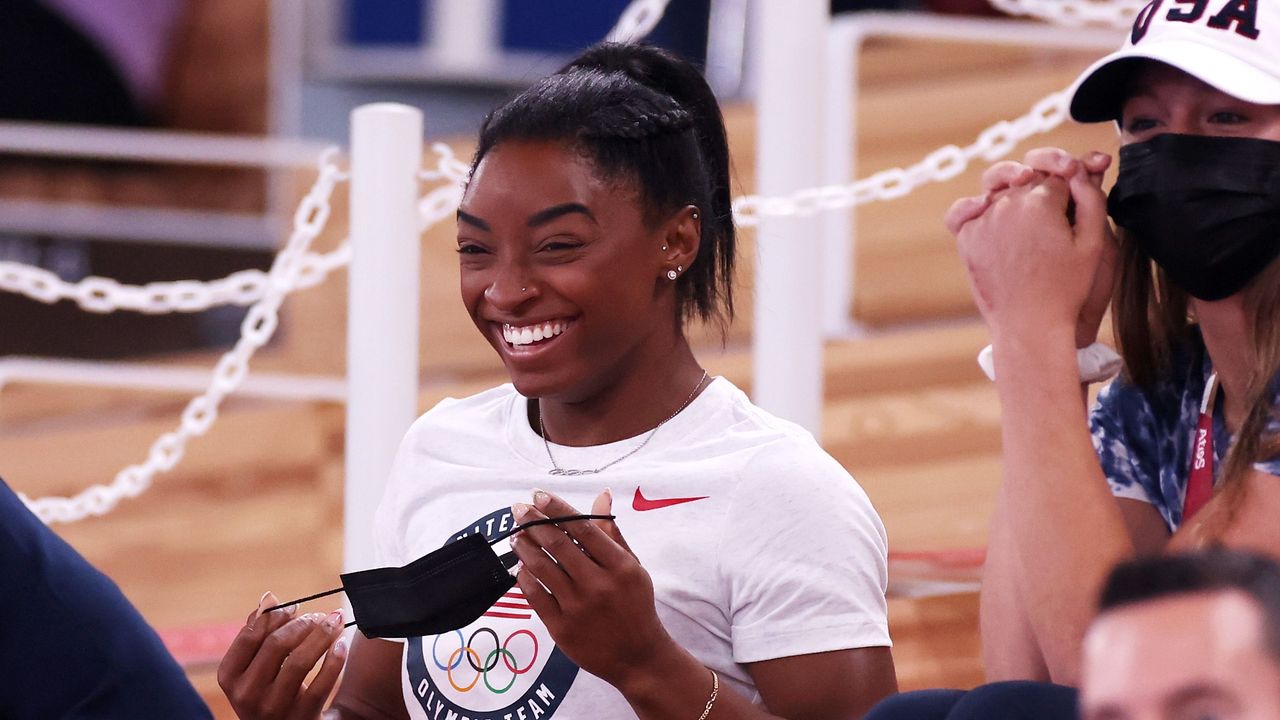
[[660, 205, 702, 280]]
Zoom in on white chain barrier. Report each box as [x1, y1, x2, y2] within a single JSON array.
[[987, 0, 1145, 28], [0, 143, 473, 314], [18, 150, 345, 524], [731, 88, 1071, 226], [406, 90, 1075, 231], [418, 142, 469, 231], [0, 251, 349, 314], [606, 0, 674, 43]]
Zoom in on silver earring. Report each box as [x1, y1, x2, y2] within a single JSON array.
[[521, 287, 527, 293], [661, 245, 668, 251], [677, 265, 683, 272], [692, 211, 700, 219], [666, 269, 678, 281]]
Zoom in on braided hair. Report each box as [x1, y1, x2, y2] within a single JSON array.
[[471, 43, 735, 329]]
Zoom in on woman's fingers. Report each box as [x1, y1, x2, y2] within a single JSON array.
[[1068, 168, 1110, 248], [515, 565, 561, 623], [1081, 150, 1112, 184], [260, 610, 346, 717], [980, 160, 1036, 193], [531, 490, 633, 567], [239, 613, 329, 701], [944, 194, 991, 236], [221, 594, 295, 685], [1023, 147, 1080, 178], [296, 637, 349, 717], [588, 489, 634, 556], [511, 505, 578, 594]]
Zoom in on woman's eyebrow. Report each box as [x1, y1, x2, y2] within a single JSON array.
[[457, 210, 491, 231], [527, 203, 596, 228]]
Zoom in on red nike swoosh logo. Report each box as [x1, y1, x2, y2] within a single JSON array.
[[632, 487, 709, 512]]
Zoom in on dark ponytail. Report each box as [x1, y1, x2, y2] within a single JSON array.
[[471, 43, 736, 329]]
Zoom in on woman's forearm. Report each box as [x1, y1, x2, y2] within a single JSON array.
[[992, 327, 1135, 684], [980, 485, 1051, 682], [617, 641, 783, 720]]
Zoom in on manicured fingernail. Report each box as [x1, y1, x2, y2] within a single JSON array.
[[533, 489, 550, 508], [1090, 151, 1109, 163], [324, 610, 343, 628], [281, 603, 298, 617], [333, 638, 348, 658], [507, 560, 524, 578], [512, 503, 531, 520], [258, 591, 277, 613]]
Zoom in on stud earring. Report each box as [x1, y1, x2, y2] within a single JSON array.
[[666, 269, 678, 281], [661, 245, 668, 251], [521, 287, 527, 293], [692, 211, 700, 219]]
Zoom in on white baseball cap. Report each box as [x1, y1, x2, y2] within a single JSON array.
[[1069, 0, 1280, 123]]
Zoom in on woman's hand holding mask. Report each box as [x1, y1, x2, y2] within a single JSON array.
[[945, 148, 1117, 349], [510, 489, 672, 693], [217, 593, 348, 720]]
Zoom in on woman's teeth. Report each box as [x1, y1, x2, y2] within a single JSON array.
[[503, 320, 567, 347]]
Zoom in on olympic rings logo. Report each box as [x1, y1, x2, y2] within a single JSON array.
[[432, 628, 540, 694]]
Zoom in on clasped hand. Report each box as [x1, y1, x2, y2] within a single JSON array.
[[945, 148, 1118, 349]]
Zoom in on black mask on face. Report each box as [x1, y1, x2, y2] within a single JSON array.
[[1107, 133, 1280, 301], [266, 514, 612, 639]]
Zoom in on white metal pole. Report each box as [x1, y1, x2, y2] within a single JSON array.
[[821, 23, 863, 338], [432, 0, 501, 74], [345, 103, 423, 572], [751, 0, 828, 437]]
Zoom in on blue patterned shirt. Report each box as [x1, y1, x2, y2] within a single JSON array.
[[1090, 331, 1280, 533]]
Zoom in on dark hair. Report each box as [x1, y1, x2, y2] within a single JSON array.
[[470, 43, 735, 329], [1098, 549, 1280, 662]]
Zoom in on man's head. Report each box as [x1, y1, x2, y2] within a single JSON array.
[[1081, 549, 1280, 720]]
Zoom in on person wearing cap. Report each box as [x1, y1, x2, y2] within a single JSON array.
[[864, 0, 1280, 717]]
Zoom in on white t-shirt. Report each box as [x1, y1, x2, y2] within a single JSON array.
[[373, 377, 890, 720]]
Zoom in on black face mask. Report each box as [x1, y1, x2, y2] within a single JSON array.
[[1107, 133, 1280, 301], [266, 514, 612, 639]]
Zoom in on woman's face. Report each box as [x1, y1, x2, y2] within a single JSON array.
[[456, 140, 675, 401], [1120, 62, 1280, 145], [1118, 63, 1280, 311]]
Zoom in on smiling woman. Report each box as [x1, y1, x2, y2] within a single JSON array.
[[216, 43, 897, 720]]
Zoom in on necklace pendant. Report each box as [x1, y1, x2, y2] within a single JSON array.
[[548, 467, 598, 476]]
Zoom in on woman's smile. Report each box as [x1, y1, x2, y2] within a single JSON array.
[[501, 318, 574, 348]]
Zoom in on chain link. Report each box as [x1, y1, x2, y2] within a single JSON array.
[[20, 151, 346, 524], [0, 248, 349, 314], [606, 0, 673, 43], [418, 142, 468, 231], [731, 88, 1071, 226], [987, 0, 1146, 28]]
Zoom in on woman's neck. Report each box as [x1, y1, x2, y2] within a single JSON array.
[[1195, 296, 1255, 433], [533, 335, 706, 447]]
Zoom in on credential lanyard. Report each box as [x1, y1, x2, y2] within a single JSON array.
[[1184, 372, 1219, 522]]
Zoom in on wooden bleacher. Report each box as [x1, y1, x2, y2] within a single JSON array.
[[0, 36, 1122, 715]]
